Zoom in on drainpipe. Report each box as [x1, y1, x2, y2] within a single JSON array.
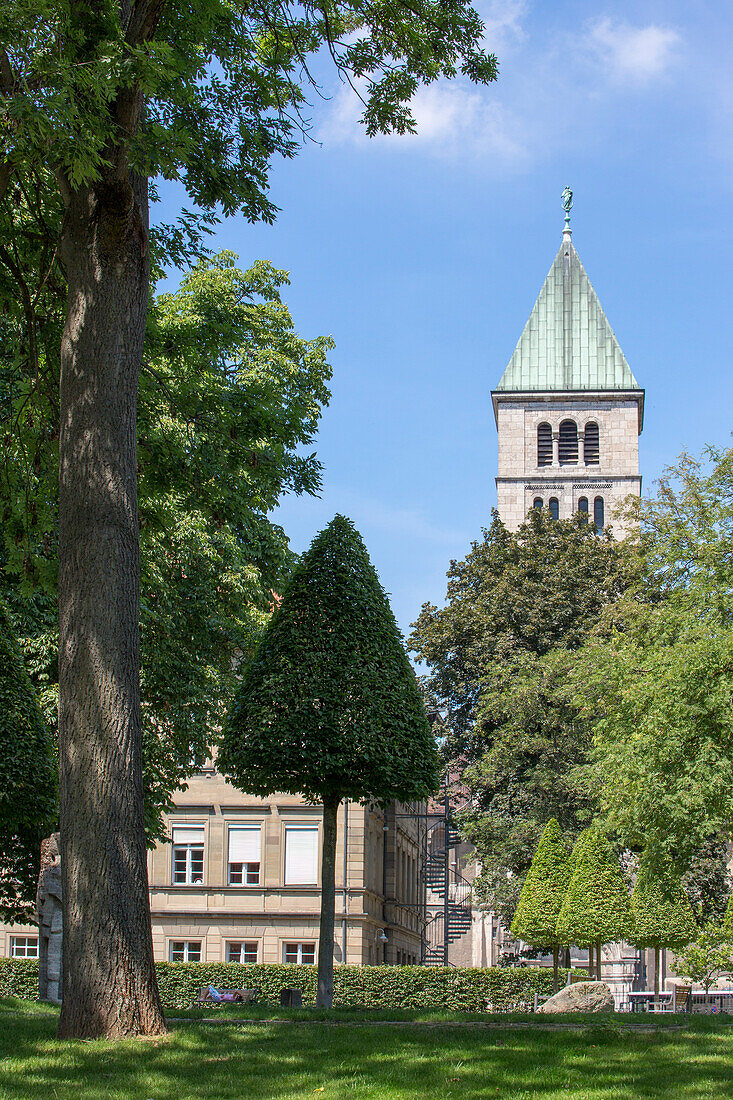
[[341, 798, 348, 964]]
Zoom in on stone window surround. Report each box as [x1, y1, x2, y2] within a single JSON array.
[[10, 935, 38, 958], [282, 940, 316, 964], [169, 938, 202, 962], [225, 939, 260, 963]]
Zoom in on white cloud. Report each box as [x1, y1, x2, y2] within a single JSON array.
[[584, 18, 681, 85], [319, 80, 527, 167], [478, 0, 528, 52]]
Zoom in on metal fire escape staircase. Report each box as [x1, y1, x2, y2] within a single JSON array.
[[421, 815, 474, 967]]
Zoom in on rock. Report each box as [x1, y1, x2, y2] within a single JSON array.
[[536, 981, 615, 1014]]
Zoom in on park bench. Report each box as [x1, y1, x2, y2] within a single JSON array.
[[195, 984, 260, 1006]]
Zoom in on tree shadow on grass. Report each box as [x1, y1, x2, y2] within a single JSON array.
[[1, 1006, 731, 1100]]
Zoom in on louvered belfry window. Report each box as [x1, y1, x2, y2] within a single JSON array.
[[558, 420, 578, 465], [584, 422, 600, 465], [537, 423, 553, 467]]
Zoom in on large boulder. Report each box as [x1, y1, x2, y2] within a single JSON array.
[[537, 981, 615, 1014]]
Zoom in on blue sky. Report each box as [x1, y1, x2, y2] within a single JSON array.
[[159, 1, 733, 638]]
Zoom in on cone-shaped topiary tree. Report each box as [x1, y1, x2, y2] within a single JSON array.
[[629, 848, 697, 1005], [0, 599, 56, 921], [722, 892, 733, 936], [556, 828, 631, 981], [511, 818, 571, 992], [219, 515, 440, 1007]]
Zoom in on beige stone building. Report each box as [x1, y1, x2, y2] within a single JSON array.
[[144, 766, 425, 967], [492, 218, 643, 536]]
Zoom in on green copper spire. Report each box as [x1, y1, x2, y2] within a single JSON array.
[[494, 205, 641, 394]]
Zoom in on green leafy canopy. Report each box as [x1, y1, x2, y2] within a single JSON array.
[[628, 848, 697, 951], [0, 599, 56, 921], [219, 515, 440, 805], [556, 829, 631, 947], [510, 818, 571, 950]]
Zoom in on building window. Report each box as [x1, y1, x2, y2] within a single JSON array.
[[170, 940, 201, 962], [10, 936, 38, 958], [584, 421, 600, 465], [578, 497, 589, 518], [283, 942, 316, 964], [558, 419, 578, 465], [549, 497, 559, 520], [172, 826, 205, 884], [228, 826, 261, 886], [533, 497, 543, 510], [284, 826, 319, 885], [226, 941, 258, 964], [537, 422, 552, 467], [594, 496, 605, 533]]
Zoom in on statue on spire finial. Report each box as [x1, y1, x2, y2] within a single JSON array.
[[561, 186, 573, 234]]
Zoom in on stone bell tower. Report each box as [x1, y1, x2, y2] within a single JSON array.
[[491, 192, 643, 536]]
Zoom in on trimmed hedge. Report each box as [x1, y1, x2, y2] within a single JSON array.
[[1, 958, 568, 1011], [0, 959, 39, 999]]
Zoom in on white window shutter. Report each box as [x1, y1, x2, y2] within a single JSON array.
[[172, 827, 204, 845], [284, 827, 319, 884], [228, 826, 261, 863]]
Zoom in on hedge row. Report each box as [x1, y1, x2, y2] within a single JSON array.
[[1, 959, 569, 1011]]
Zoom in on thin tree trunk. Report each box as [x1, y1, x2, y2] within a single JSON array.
[[57, 172, 165, 1040], [552, 945, 559, 994], [654, 946, 660, 1009], [316, 793, 340, 1008], [588, 943, 593, 978], [596, 939, 602, 982]]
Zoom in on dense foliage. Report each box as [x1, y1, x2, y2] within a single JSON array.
[[0, 600, 56, 920], [220, 515, 439, 806], [556, 830, 630, 950], [510, 819, 571, 951], [410, 509, 632, 922], [2, 253, 332, 834], [672, 928, 733, 995], [628, 850, 697, 953], [572, 449, 733, 866], [0, 959, 571, 1012]]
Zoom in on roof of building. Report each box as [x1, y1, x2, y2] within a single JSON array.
[[494, 231, 642, 394]]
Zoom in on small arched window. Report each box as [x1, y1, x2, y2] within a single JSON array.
[[594, 496, 605, 533], [558, 420, 578, 465], [578, 497, 589, 520], [549, 498, 559, 520], [537, 423, 552, 467], [584, 422, 600, 465], [533, 497, 543, 510]]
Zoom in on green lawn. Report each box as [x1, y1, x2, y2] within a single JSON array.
[[2, 998, 732, 1100]]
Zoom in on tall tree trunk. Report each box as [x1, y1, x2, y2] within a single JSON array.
[[57, 172, 165, 1040], [596, 939, 602, 982], [588, 942, 593, 978], [552, 945, 559, 994], [654, 946, 660, 1009], [316, 793, 340, 1008]]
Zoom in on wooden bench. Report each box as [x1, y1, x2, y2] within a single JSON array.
[[195, 985, 260, 1006]]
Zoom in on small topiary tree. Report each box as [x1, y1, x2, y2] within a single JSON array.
[[0, 599, 56, 921], [510, 818, 571, 992], [218, 515, 440, 1007], [556, 828, 630, 981], [722, 892, 733, 937], [628, 848, 697, 1005]]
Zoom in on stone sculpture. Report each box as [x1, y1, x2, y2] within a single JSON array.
[[36, 833, 63, 1003]]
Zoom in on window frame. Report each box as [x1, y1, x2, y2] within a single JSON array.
[[227, 824, 262, 887], [584, 421, 600, 465], [226, 940, 259, 964], [169, 939, 202, 963], [171, 826, 206, 886], [283, 824, 320, 886], [548, 497, 559, 520], [283, 941, 316, 965], [536, 422, 553, 467], [594, 496, 605, 533], [10, 935, 38, 958], [558, 419, 579, 466], [533, 497, 543, 510]]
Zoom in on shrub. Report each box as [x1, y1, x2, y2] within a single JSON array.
[[0, 959, 572, 1012]]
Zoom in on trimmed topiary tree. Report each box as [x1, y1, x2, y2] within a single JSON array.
[[722, 892, 733, 937], [510, 818, 571, 992], [0, 599, 56, 922], [556, 828, 630, 981], [629, 848, 697, 1005], [218, 515, 440, 1007]]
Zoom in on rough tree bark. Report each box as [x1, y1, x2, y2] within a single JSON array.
[[588, 942, 594, 978], [596, 938, 603, 982], [316, 794, 340, 1008], [552, 945, 559, 994], [56, 171, 166, 1039]]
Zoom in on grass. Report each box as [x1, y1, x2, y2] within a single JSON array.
[[2, 998, 732, 1099]]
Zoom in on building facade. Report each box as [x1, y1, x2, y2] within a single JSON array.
[[492, 218, 643, 535]]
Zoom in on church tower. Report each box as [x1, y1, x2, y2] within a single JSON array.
[[492, 193, 643, 536]]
